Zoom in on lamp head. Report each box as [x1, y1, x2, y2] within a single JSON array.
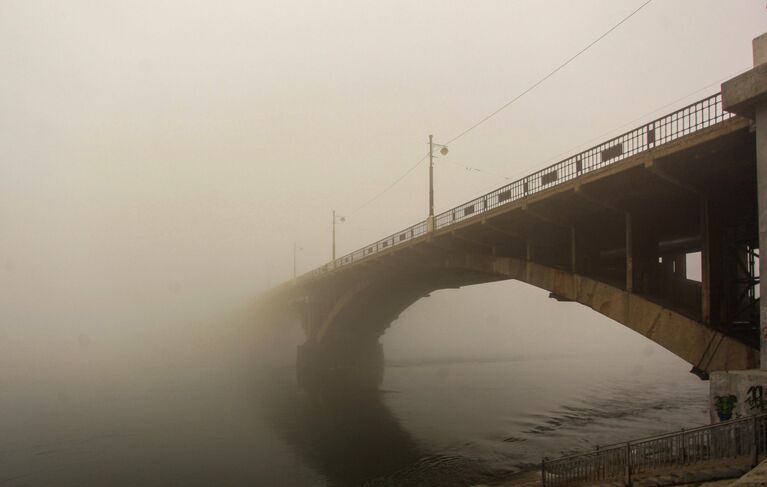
[[440, 146, 449, 156]]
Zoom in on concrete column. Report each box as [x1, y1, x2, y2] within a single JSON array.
[[525, 241, 532, 282], [571, 227, 577, 273], [626, 213, 633, 292], [722, 32, 767, 369], [758, 102, 767, 369], [701, 198, 711, 325]]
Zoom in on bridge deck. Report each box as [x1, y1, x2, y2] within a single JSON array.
[[297, 93, 748, 286]]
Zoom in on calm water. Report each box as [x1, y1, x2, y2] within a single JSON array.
[[0, 347, 708, 486]]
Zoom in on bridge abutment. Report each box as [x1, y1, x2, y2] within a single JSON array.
[[723, 31, 767, 367], [710, 31, 767, 422]]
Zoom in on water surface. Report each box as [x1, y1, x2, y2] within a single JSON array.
[[0, 349, 708, 486]]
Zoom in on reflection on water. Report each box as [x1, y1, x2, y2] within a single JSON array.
[[0, 351, 708, 486], [261, 370, 503, 486], [259, 374, 423, 486]]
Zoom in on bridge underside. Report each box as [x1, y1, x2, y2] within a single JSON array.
[[269, 118, 760, 388]]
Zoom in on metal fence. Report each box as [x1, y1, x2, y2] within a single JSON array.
[[302, 92, 734, 281], [542, 413, 767, 487]]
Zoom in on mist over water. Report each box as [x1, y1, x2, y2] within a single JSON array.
[[0, 345, 708, 486], [0, 281, 709, 486]]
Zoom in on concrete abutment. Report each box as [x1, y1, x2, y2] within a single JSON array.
[[711, 31, 767, 422]]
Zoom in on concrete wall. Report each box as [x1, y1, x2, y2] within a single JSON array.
[[710, 370, 767, 423]]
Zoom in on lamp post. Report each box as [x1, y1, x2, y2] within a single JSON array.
[[427, 135, 449, 230], [429, 135, 434, 219], [293, 242, 303, 280], [332, 210, 345, 261]]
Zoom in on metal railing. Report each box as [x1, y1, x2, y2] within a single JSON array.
[[542, 413, 767, 487], [302, 92, 734, 281]]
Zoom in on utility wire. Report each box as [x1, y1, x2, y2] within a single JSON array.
[[438, 66, 749, 191], [494, 66, 751, 184], [347, 152, 429, 216], [444, 159, 510, 180], [444, 0, 653, 146], [344, 0, 652, 219]]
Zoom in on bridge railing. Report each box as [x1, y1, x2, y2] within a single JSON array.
[[541, 413, 767, 487], [303, 92, 733, 281], [433, 92, 732, 230]]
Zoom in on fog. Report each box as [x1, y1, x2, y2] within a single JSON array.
[[1, 1, 765, 485]]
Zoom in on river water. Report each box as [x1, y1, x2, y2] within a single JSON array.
[[1, 346, 708, 486]]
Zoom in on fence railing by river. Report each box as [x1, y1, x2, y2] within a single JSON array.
[[541, 413, 767, 486]]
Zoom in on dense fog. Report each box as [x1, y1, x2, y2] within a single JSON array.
[[3, 0, 764, 370], [1, 2, 765, 485]]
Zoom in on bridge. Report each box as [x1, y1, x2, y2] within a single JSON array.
[[250, 30, 767, 487], [259, 88, 762, 389], [258, 32, 767, 397]]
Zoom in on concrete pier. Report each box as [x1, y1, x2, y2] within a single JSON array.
[[711, 32, 767, 420], [296, 340, 384, 391], [722, 31, 767, 368]]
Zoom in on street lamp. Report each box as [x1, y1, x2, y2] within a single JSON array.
[[293, 242, 303, 280], [428, 134, 449, 230], [332, 210, 345, 261]]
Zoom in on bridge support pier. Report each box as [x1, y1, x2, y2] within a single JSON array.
[[710, 31, 767, 422], [297, 339, 384, 391], [723, 31, 767, 367]]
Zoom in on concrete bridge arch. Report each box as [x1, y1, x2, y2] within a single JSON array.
[[291, 250, 757, 389]]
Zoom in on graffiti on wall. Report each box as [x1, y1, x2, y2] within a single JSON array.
[[712, 381, 767, 423], [746, 385, 767, 413], [714, 395, 738, 421]]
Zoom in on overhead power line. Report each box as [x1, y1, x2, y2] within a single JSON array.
[[343, 0, 653, 219], [444, 0, 654, 146], [444, 159, 511, 180], [348, 152, 429, 216], [450, 66, 750, 188], [497, 68, 750, 184]]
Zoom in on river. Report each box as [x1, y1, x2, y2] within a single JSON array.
[[0, 345, 708, 486]]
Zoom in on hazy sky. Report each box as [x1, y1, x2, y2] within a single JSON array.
[[2, 1, 766, 366]]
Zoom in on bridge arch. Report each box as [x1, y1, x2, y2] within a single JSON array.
[[298, 253, 756, 387]]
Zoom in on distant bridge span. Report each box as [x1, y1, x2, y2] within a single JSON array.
[[260, 94, 760, 386]]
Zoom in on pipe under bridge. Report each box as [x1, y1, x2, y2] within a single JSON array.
[[260, 93, 761, 388]]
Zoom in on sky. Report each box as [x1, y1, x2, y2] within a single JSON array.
[[1, 0, 766, 369]]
